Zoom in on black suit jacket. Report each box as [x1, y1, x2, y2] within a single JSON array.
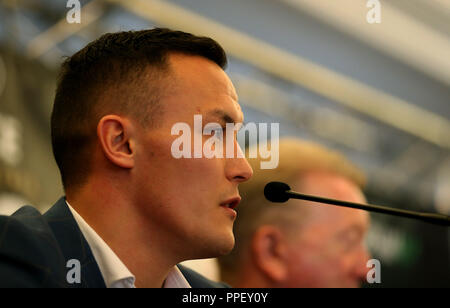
[[0, 197, 227, 288]]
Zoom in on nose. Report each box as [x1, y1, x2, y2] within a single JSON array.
[[353, 246, 371, 281], [226, 141, 253, 183]]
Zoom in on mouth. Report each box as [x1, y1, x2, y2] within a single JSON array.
[[220, 196, 241, 210]]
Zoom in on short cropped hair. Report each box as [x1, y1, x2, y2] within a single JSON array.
[[218, 138, 366, 281], [51, 28, 227, 190]]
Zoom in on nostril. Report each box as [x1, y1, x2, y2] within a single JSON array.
[[235, 168, 252, 182], [234, 175, 248, 182], [226, 157, 253, 182]]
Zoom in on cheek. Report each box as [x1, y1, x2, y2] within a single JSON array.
[[172, 158, 226, 199], [143, 136, 224, 183], [151, 158, 227, 219], [287, 242, 348, 284], [137, 136, 227, 215], [284, 246, 326, 287]]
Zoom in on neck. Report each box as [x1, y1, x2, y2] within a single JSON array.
[[66, 179, 180, 288], [232, 261, 278, 288], [235, 274, 276, 288]]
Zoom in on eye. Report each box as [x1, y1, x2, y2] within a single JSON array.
[[211, 127, 224, 135], [337, 229, 363, 253], [208, 127, 225, 142]]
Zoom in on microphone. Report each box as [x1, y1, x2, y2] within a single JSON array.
[[264, 182, 450, 226]]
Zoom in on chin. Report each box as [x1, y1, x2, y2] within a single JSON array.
[[201, 231, 235, 258], [217, 237, 235, 256]]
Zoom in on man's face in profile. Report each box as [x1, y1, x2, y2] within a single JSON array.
[[132, 54, 252, 261], [284, 171, 370, 288]]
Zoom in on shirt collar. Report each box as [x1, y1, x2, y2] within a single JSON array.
[[67, 201, 136, 288], [164, 266, 191, 288], [66, 201, 191, 288]]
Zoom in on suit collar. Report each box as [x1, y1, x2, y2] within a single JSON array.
[[44, 197, 106, 288], [43, 198, 223, 288]]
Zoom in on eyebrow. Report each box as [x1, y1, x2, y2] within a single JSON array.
[[337, 225, 365, 239], [206, 109, 243, 125]]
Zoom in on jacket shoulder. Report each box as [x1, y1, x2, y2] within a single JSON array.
[[177, 264, 230, 288], [0, 206, 66, 287]]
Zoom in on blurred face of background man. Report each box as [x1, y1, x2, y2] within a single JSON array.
[[133, 54, 253, 259], [281, 171, 370, 288], [218, 139, 371, 288]]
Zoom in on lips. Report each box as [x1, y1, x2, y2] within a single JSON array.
[[220, 196, 241, 210]]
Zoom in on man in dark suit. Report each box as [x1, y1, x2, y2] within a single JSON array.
[[0, 28, 252, 287]]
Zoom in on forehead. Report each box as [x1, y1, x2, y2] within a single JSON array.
[[169, 53, 238, 98], [296, 171, 366, 203], [164, 54, 241, 118], [292, 171, 369, 227]]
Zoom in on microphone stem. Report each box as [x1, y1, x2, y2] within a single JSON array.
[[287, 191, 450, 226]]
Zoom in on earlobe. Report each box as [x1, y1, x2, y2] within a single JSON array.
[[97, 115, 135, 169], [251, 226, 288, 283]]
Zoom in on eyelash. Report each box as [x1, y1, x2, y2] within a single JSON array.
[[207, 125, 243, 139], [211, 127, 225, 134]]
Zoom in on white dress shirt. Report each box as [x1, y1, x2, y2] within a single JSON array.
[[66, 201, 191, 288]]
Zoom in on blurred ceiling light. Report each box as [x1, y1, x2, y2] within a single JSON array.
[[233, 74, 378, 153], [430, 0, 450, 14], [280, 0, 450, 86], [25, 0, 103, 59]]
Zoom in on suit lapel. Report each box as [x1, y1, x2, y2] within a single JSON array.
[[44, 197, 106, 288]]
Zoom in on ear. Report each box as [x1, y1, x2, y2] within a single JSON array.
[[97, 115, 135, 169], [251, 225, 288, 283]]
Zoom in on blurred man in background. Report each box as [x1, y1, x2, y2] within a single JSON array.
[[218, 138, 371, 288]]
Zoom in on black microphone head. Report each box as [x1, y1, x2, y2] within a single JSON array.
[[264, 182, 291, 203]]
